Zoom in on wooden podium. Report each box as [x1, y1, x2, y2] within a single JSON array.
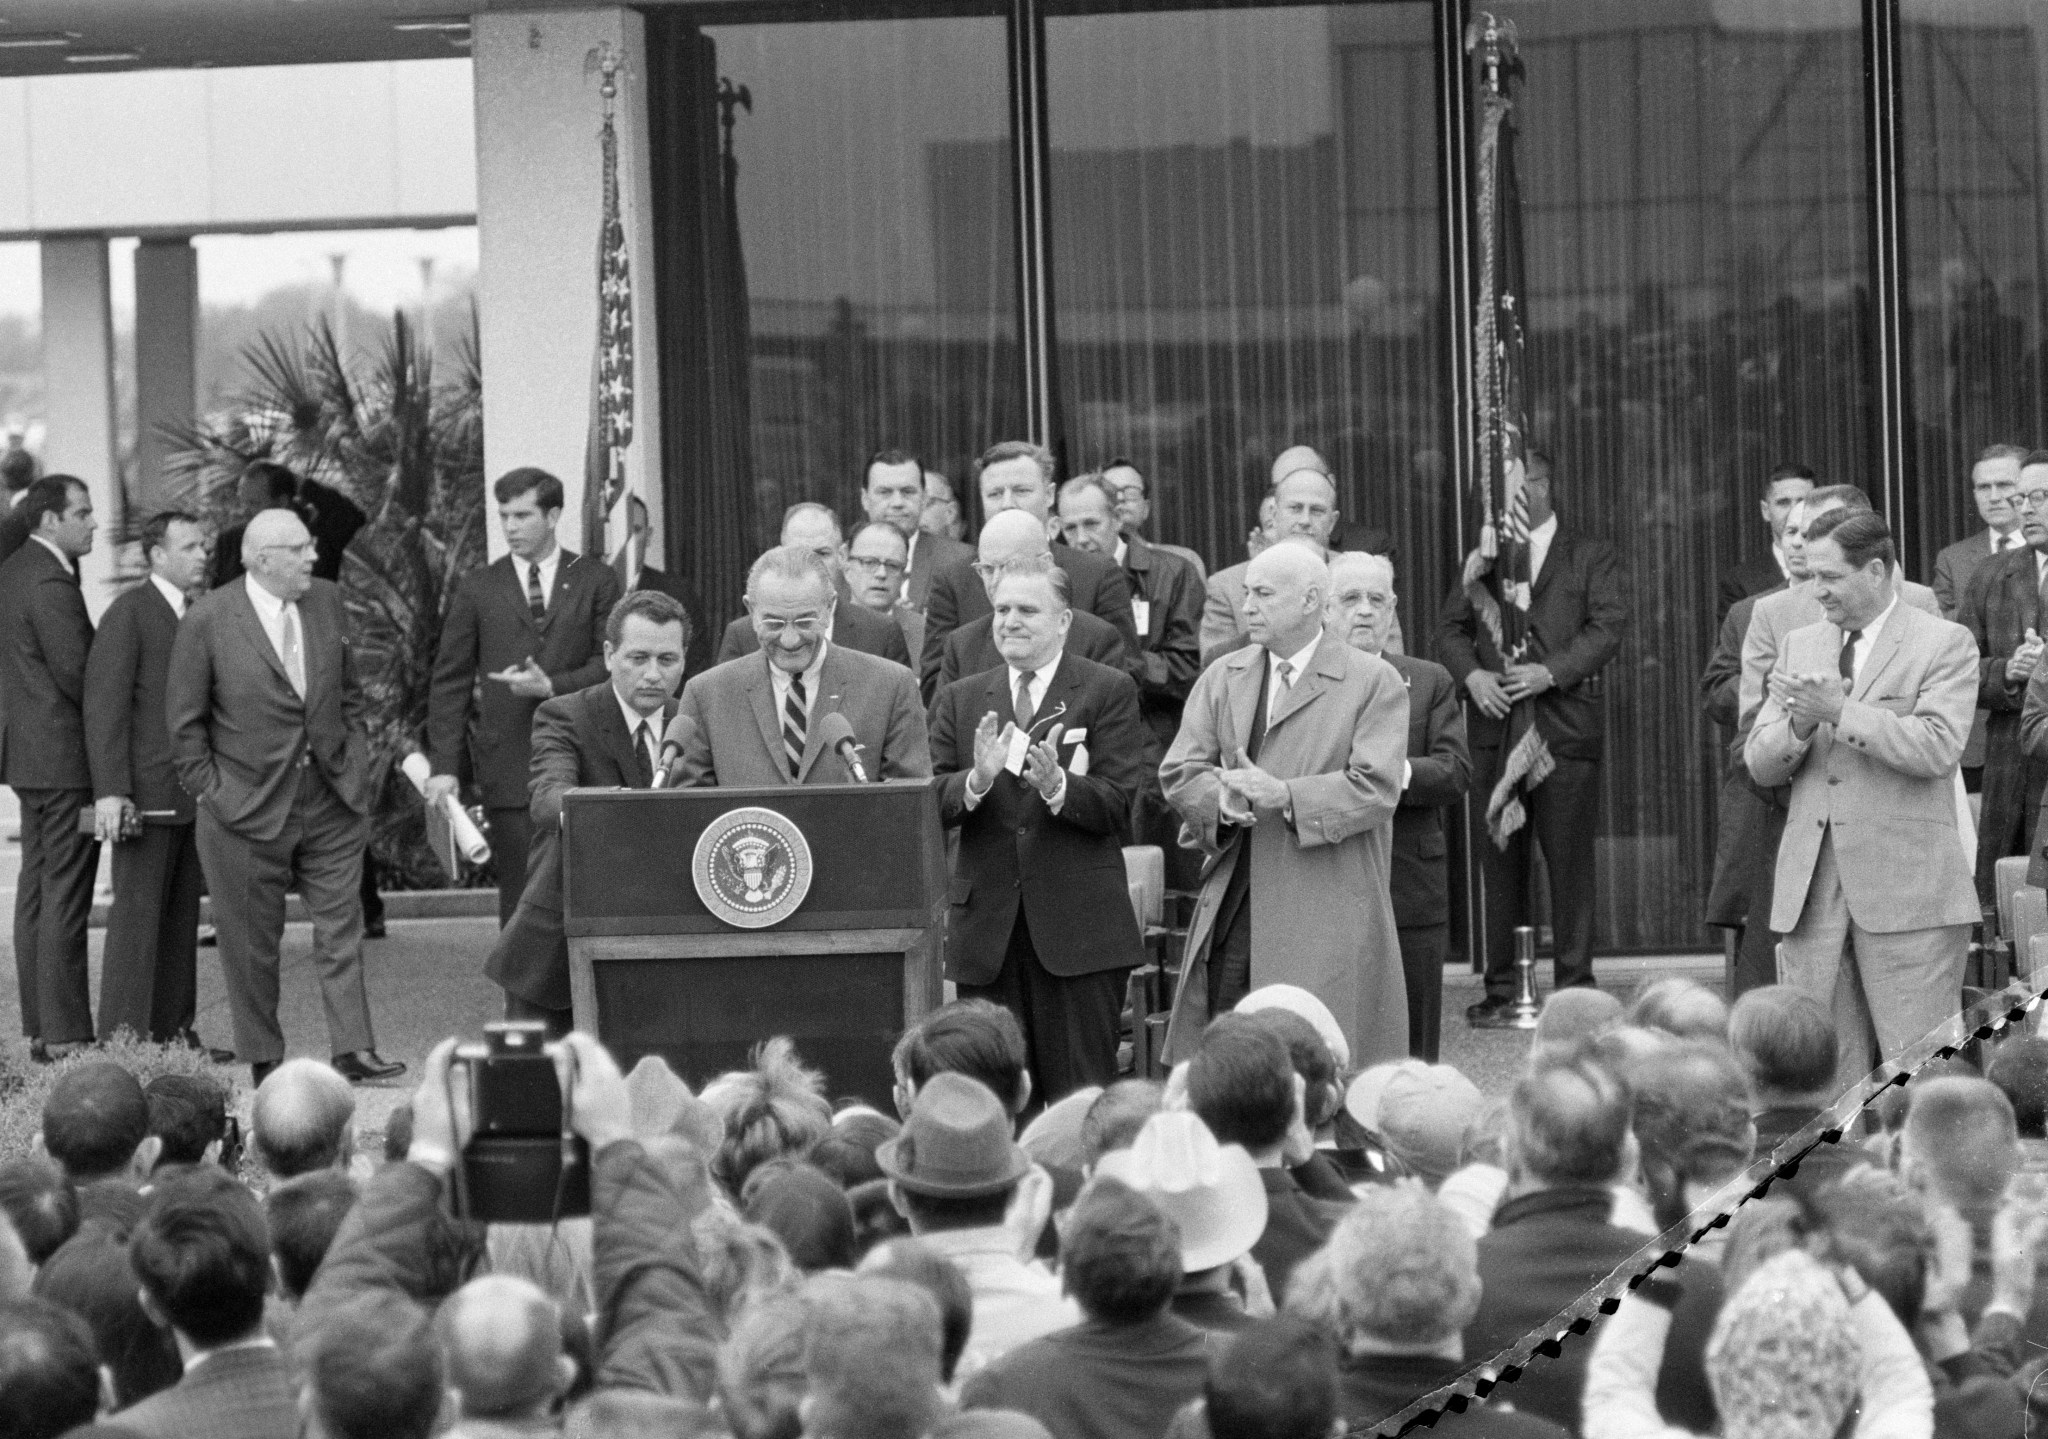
[[560, 780, 947, 1102]]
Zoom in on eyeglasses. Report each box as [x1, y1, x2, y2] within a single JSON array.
[[847, 555, 905, 576], [754, 615, 828, 638], [2016, 489, 2048, 512]]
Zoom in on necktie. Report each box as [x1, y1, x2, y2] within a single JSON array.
[[783, 674, 808, 780], [281, 605, 306, 700], [1248, 659, 1293, 762], [634, 720, 657, 787], [1014, 670, 1037, 733], [1838, 629, 1861, 685], [2035, 558, 2048, 631], [527, 563, 547, 621]]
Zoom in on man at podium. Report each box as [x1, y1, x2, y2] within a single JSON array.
[[930, 563, 1149, 1097], [485, 590, 689, 1035], [676, 546, 931, 786]]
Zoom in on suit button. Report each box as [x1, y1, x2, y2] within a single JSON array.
[[1018, 825, 1028, 834], [1827, 777, 1840, 786]]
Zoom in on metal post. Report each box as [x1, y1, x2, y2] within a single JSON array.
[[1007, 0, 1058, 450], [1863, 0, 1914, 541]]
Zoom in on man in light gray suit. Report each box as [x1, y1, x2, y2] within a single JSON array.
[[676, 545, 931, 787], [167, 508, 401, 1088], [1747, 509, 1979, 1093]]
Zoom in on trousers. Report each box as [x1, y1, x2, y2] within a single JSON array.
[[98, 821, 204, 1042]]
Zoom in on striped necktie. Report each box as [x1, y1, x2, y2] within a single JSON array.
[[783, 674, 808, 779], [526, 562, 547, 620]]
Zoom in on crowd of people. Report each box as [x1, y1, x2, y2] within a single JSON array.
[[3, 982, 2047, 1439]]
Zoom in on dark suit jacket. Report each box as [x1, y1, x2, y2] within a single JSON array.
[[920, 541, 1139, 687], [209, 477, 366, 588], [1249, 1166, 1348, 1299], [114, 1342, 299, 1439], [1121, 536, 1204, 752], [488, 681, 676, 1009], [930, 653, 1148, 982], [1701, 588, 1789, 929], [716, 599, 912, 669], [936, 608, 1129, 693], [1958, 544, 2046, 895], [167, 578, 370, 843], [1715, 550, 1784, 622], [1436, 525, 1626, 759], [426, 551, 622, 810], [904, 529, 975, 611], [959, 1312, 1211, 1439], [633, 563, 714, 680], [1935, 528, 2007, 617], [0, 538, 92, 789], [1384, 654, 1469, 928], [676, 644, 930, 788], [85, 580, 194, 822]]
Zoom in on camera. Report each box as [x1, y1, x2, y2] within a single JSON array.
[[453, 1022, 591, 1224]]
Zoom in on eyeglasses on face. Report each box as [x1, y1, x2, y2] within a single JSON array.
[[755, 614, 828, 637], [847, 555, 905, 575]]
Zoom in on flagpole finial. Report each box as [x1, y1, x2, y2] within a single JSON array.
[[585, 43, 623, 101]]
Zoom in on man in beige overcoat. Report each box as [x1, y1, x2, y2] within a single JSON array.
[[1160, 539, 1410, 1065]]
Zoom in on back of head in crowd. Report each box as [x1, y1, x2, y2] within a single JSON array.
[[32, 1226, 179, 1410], [301, 1291, 445, 1439], [265, 1171, 360, 1302], [438, 1274, 573, 1424], [1626, 978, 1730, 1043], [1061, 1178, 1181, 1326], [857, 1239, 973, 1383], [1288, 1183, 1479, 1355], [807, 1107, 895, 1189], [1507, 1053, 1634, 1189], [893, 999, 1032, 1119], [129, 1167, 271, 1350], [742, 1160, 857, 1273], [1901, 1075, 2020, 1210], [252, 1058, 357, 1178], [1627, 1041, 1756, 1229], [1186, 1015, 1301, 1159], [1237, 1009, 1343, 1132], [717, 1290, 807, 1439], [1203, 1315, 1339, 1439], [0, 1161, 78, 1268], [879, 1073, 1031, 1235], [41, 1062, 155, 1184], [1081, 1080, 1165, 1168], [1729, 985, 1837, 1102], [801, 1274, 945, 1439], [144, 1073, 229, 1171], [1804, 1173, 1932, 1324], [701, 1038, 835, 1195], [1532, 987, 1624, 1055], [1987, 1038, 2048, 1140], [0, 1297, 101, 1439]]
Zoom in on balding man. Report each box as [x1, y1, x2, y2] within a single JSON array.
[[1200, 451, 1399, 663], [251, 1058, 357, 1179], [919, 442, 1138, 684], [440, 1275, 576, 1437], [168, 509, 402, 1087], [1162, 539, 1410, 1067], [678, 546, 930, 787], [717, 502, 912, 667], [1328, 552, 1468, 1060], [932, 511, 1129, 696]]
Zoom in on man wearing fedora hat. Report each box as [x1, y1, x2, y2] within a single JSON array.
[[878, 1072, 1078, 1371]]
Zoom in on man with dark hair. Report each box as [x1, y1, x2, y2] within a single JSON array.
[[1935, 442, 2029, 618], [207, 459, 365, 590], [1439, 451, 1626, 1024], [1729, 985, 1869, 1199], [891, 998, 1034, 1121], [619, 492, 712, 683], [1717, 462, 1814, 620], [143, 1074, 229, 1170], [487, 588, 689, 1034], [426, 465, 625, 926], [263, 1171, 358, 1304], [1101, 459, 1206, 580], [1463, 1056, 1644, 1435], [1749, 508, 1980, 1089], [118, 1168, 295, 1439], [0, 473, 99, 1061], [1987, 1037, 2048, 1150], [0, 1160, 78, 1267], [962, 1178, 1210, 1438], [1198, 1315, 1340, 1439], [299, 1291, 445, 1439], [0, 1296, 103, 1439], [864, 449, 974, 614], [86, 509, 221, 1052], [845, 520, 923, 659], [920, 441, 1138, 685], [32, 1226, 181, 1412], [715, 503, 913, 666], [1185, 1015, 1345, 1295], [857, 1239, 976, 1384], [41, 1062, 159, 1228], [878, 1073, 1078, 1368], [170, 507, 402, 1088]]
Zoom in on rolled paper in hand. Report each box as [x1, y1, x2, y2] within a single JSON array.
[[400, 752, 491, 863]]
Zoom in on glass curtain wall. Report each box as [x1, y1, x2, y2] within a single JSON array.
[[700, 15, 1019, 550], [1043, 3, 1445, 634], [1901, 6, 2048, 571], [1488, 1, 1870, 949]]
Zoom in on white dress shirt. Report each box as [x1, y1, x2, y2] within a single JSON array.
[[1999, 528, 2026, 553], [244, 575, 306, 696], [1527, 513, 1559, 585], [1842, 594, 1899, 684], [149, 572, 187, 618], [30, 533, 74, 575], [1266, 634, 1321, 716], [615, 687, 662, 781]]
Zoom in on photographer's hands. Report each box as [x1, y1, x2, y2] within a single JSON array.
[[554, 1031, 634, 1153], [407, 1037, 473, 1177]]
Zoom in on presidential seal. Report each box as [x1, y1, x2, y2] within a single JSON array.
[[692, 807, 814, 929]]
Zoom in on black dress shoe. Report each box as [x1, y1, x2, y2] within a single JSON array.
[[1465, 995, 1515, 1025], [252, 1060, 279, 1088], [28, 1039, 51, 1065], [332, 1050, 407, 1084], [198, 926, 217, 948]]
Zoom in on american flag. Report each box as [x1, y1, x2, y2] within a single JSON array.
[[585, 97, 634, 575]]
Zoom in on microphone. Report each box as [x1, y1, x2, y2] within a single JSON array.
[[817, 712, 870, 783], [650, 713, 700, 790]]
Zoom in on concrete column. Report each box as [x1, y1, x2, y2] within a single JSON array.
[[472, 8, 664, 562], [133, 237, 198, 521], [39, 236, 122, 618]]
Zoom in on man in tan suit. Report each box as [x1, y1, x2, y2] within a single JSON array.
[[1747, 510, 1978, 1092]]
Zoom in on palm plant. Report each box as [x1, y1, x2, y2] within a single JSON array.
[[162, 311, 488, 888]]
